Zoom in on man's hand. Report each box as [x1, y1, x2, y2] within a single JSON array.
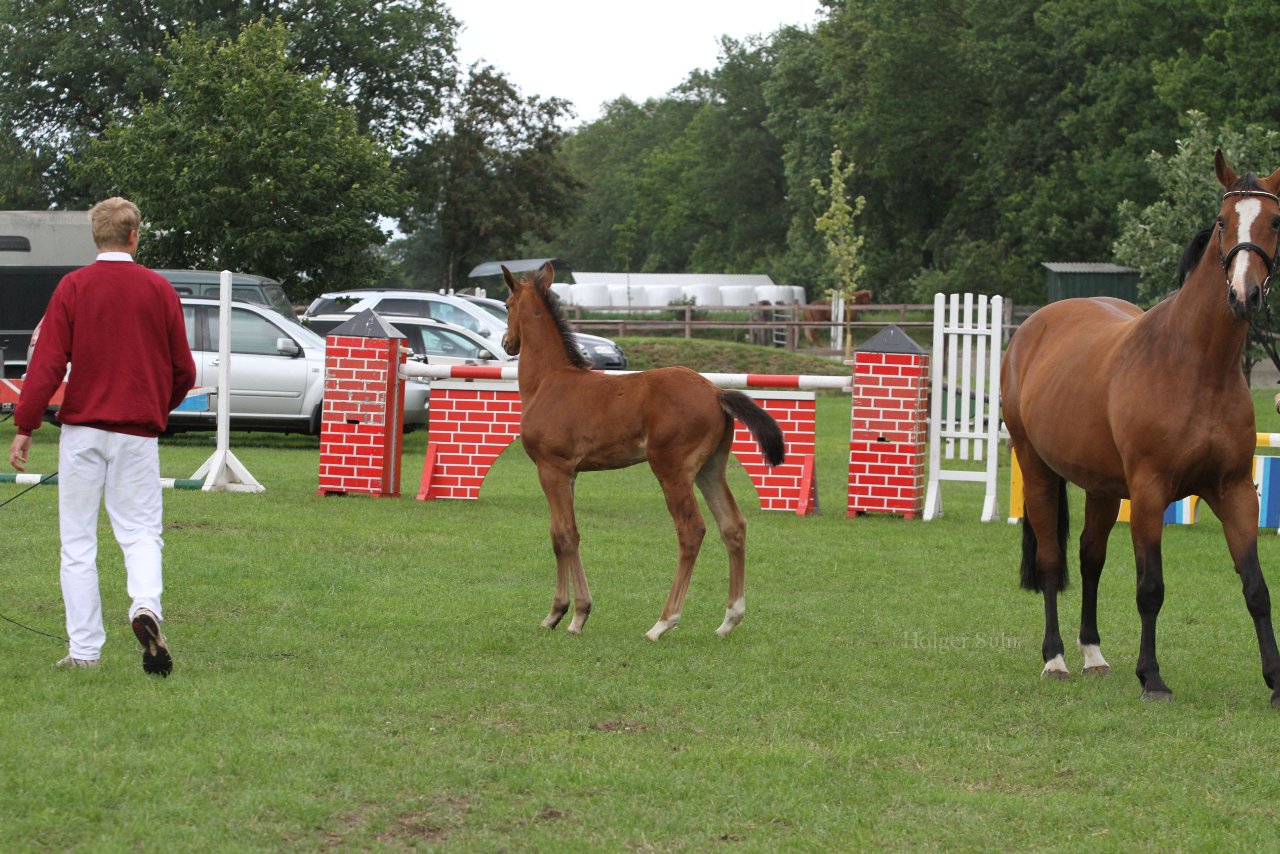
[[9, 434, 30, 472]]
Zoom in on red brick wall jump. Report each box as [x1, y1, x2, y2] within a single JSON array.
[[316, 334, 405, 497], [733, 391, 818, 515], [417, 381, 522, 501], [417, 381, 818, 513], [847, 351, 930, 517]]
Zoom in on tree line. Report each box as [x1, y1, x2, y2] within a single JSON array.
[[3, 1, 1280, 304]]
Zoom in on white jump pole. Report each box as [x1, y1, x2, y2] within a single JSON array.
[[190, 270, 264, 492]]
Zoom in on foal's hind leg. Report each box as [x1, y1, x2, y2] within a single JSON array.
[[695, 448, 748, 637], [645, 470, 706, 641], [1079, 493, 1119, 676], [536, 465, 592, 634]]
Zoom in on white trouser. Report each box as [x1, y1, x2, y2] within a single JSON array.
[[58, 425, 165, 659]]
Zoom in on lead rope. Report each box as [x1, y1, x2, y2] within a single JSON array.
[[0, 410, 68, 642]]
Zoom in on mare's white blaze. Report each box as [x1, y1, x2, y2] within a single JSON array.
[[1079, 642, 1109, 671], [645, 613, 680, 641], [1230, 198, 1263, 298], [715, 597, 746, 637], [1042, 654, 1069, 678]]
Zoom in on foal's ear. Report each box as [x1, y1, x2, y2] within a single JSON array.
[[534, 261, 555, 292], [501, 264, 519, 292], [1215, 149, 1239, 190]]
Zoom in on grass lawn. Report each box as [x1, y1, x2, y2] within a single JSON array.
[[2, 390, 1280, 851]]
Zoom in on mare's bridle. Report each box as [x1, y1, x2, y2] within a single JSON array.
[[1219, 188, 1280, 298]]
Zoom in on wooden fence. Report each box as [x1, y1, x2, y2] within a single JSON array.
[[562, 301, 1028, 353]]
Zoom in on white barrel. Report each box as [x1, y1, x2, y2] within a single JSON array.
[[644, 284, 684, 307], [550, 282, 573, 303], [720, 285, 757, 306], [608, 284, 645, 307], [790, 286, 807, 303], [756, 285, 791, 304], [573, 283, 610, 308], [683, 284, 722, 306]]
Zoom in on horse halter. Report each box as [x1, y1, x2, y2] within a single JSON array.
[[1218, 189, 1280, 298]]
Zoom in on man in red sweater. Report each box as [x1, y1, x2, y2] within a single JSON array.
[[8, 197, 196, 676]]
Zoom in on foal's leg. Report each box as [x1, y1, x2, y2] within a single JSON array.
[[1019, 452, 1070, 679], [1206, 480, 1280, 707], [1128, 491, 1173, 700], [536, 465, 592, 633], [1079, 493, 1119, 676], [645, 467, 706, 641], [695, 448, 747, 637]]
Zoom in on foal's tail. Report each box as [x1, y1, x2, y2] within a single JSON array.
[[718, 390, 786, 467], [1019, 476, 1070, 591]]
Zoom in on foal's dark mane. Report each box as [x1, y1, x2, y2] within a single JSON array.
[[1176, 172, 1265, 284], [532, 280, 591, 370]]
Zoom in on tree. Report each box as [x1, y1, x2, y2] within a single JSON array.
[[1114, 110, 1280, 303], [398, 64, 581, 290], [1113, 110, 1280, 379], [812, 146, 867, 358], [0, 0, 456, 203], [73, 20, 405, 298], [812, 146, 866, 298]]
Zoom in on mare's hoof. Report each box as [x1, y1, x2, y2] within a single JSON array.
[[1270, 693, 1280, 710], [1041, 669, 1070, 682], [1141, 689, 1174, 703], [1083, 665, 1111, 677]]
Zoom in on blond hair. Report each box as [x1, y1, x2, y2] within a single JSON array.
[[89, 197, 141, 250]]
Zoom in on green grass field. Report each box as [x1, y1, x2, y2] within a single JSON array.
[[3, 390, 1280, 851]]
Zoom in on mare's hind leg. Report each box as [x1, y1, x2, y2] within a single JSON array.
[[1204, 479, 1280, 707], [1079, 493, 1119, 676], [536, 465, 593, 634], [695, 447, 747, 636], [1017, 448, 1070, 679], [645, 467, 706, 641]]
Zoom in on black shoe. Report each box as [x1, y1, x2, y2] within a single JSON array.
[[131, 608, 172, 677]]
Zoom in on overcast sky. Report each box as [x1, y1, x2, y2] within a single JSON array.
[[445, 0, 825, 126]]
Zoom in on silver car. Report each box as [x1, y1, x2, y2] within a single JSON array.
[[169, 297, 429, 434]]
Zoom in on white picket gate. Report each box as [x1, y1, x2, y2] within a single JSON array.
[[923, 293, 1003, 521]]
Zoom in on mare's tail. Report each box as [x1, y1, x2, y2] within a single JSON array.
[[1019, 476, 1070, 591], [718, 390, 786, 467]]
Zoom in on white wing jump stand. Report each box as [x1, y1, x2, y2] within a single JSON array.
[[191, 270, 264, 493]]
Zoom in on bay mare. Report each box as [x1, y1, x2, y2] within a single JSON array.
[[501, 262, 785, 641], [1001, 151, 1280, 706]]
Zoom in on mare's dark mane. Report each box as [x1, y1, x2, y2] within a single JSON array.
[[1176, 172, 1265, 284], [533, 281, 591, 370], [1177, 227, 1214, 284]]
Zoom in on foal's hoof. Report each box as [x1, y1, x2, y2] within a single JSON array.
[[1141, 689, 1174, 703], [645, 617, 679, 641], [1083, 665, 1111, 677], [1041, 669, 1070, 682]]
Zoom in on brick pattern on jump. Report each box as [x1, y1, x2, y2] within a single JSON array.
[[316, 334, 405, 497], [417, 381, 818, 512], [732, 391, 817, 514], [847, 351, 930, 517], [417, 381, 522, 501]]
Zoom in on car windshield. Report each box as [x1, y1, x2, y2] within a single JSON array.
[[205, 307, 326, 351], [260, 286, 297, 318], [473, 301, 508, 322]]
